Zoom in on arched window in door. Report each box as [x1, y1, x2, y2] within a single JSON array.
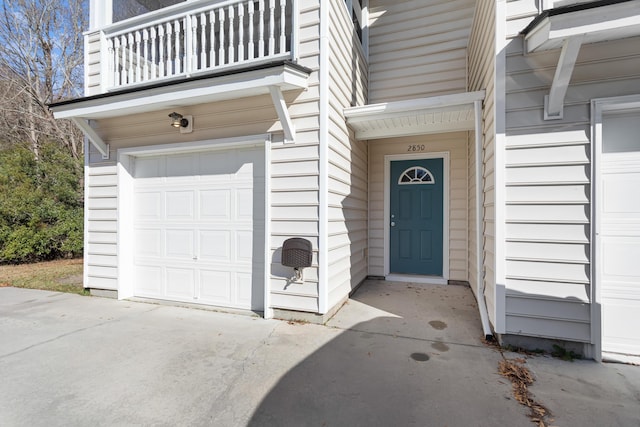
[[398, 166, 435, 184]]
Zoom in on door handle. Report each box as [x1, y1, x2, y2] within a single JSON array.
[[391, 222, 395, 227]]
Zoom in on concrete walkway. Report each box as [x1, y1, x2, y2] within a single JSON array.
[[0, 283, 638, 426]]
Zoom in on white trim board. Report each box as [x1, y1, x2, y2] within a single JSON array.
[[383, 152, 450, 283]]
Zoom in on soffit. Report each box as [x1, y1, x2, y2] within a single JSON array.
[[344, 91, 485, 140]]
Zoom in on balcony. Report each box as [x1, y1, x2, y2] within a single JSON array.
[[98, 0, 298, 91]]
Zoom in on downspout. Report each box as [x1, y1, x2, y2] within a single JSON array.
[[474, 99, 493, 339]]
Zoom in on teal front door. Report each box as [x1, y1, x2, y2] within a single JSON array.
[[390, 158, 444, 276]]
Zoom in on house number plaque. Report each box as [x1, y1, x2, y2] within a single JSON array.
[[407, 144, 426, 152]]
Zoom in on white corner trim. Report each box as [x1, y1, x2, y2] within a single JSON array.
[[71, 118, 109, 159], [383, 152, 450, 282], [263, 134, 273, 319], [545, 35, 583, 120], [317, 0, 329, 314], [269, 85, 295, 143], [493, 0, 508, 335]]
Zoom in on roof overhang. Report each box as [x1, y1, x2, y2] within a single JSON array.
[[521, 0, 640, 120], [49, 61, 310, 158], [344, 91, 485, 140], [522, 0, 640, 53], [50, 61, 310, 120]]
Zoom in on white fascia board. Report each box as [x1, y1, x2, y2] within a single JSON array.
[[344, 91, 485, 119], [525, 2, 640, 53], [52, 65, 309, 120]]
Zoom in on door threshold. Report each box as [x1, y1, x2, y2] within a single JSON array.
[[385, 274, 447, 285]]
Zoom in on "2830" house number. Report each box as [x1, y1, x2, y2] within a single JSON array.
[[407, 144, 426, 152]]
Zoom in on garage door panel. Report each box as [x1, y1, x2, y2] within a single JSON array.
[[602, 299, 640, 355], [199, 270, 232, 304], [237, 188, 254, 219], [236, 231, 253, 262], [237, 273, 252, 307], [135, 265, 163, 295], [166, 229, 194, 259], [166, 191, 195, 219], [166, 267, 194, 299], [199, 230, 231, 261], [602, 237, 640, 278], [135, 192, 162, 220], [135, 229, 162, 256], [200, 190, 231, 220]]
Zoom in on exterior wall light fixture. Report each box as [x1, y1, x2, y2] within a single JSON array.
[[168, 112, 193, 134], [169, 112, 189, 128]]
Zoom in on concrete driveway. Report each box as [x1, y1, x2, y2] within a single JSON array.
[[1, 282, 638, 426]]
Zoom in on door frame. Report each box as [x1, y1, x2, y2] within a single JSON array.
[[591, 94, 640, 361], [383, 152, 450, 284], [117, 134, 273, 318]]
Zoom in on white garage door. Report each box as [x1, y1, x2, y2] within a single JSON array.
[[600, 110, 640, 362], [131, 146, 264, 310]]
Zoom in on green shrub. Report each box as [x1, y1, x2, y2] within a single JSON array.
[[0, 143, 83, 263]]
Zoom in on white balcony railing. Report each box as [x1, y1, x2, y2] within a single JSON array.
[[102, 0, 296, 90]]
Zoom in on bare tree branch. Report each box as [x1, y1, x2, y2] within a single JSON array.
[[0, 0, 87, 159]]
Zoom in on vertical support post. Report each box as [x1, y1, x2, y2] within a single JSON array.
[[474, 99, 492, 338], [290, 0, 299, 60], [90, 0, 112, 30]]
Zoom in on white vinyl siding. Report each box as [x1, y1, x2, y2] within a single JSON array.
[[503, 1, 640, 341], [268, 1, 321, 312], [84, 31, 102, 96], [85, 145, 118, 290], [467, 0, 497, 324], [367, 0, 476, 104], [368, 133, 468, 281], [326, 0, 368, 310]]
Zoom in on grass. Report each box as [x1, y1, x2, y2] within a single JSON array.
[[0, 258, 87, 295]]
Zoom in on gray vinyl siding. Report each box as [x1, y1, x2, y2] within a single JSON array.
[[367, 0, 476, 104], [83, 1, 323, 313], [326, 0, 368, 310], [503, 1, 640, 341], [467, 0, 497, 325]]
